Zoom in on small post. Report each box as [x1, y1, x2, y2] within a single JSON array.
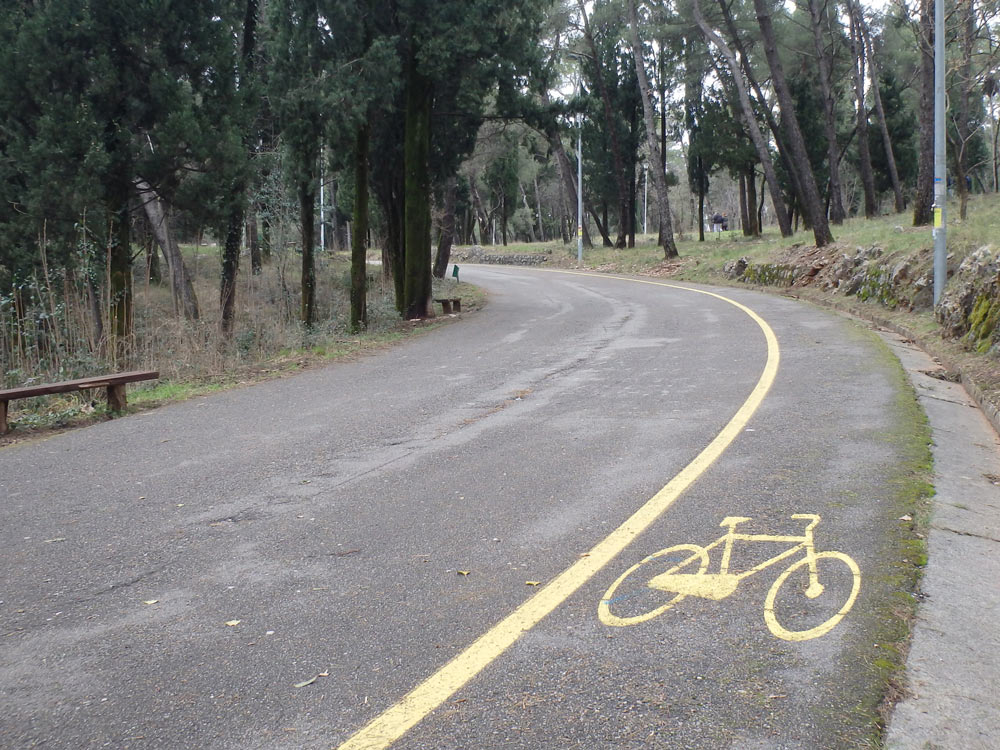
[[107, 384, 127, 412], [452, 264, 460, 283]]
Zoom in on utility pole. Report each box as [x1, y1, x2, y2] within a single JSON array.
[[577, 111, 583, 265], [933, 0, 946, 305], [643, 162, 648, 235], [319, 163, 325, 252]]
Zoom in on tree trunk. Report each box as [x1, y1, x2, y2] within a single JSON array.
[[533, 175, 546, 241], [913, 0, 935, 226], [697, 160, 706, 241], [627, 0, 677, 258], [351, 124, 369, 332], [577, 0, 629, 248], [752, 0, 833, 246], [861, 18, 904, 213], [86, 271, 104, 347], [746, 169, 759, 236], [539, 82, 594, 248], [628, 158, 636, 248], [715, 0, 803, 223], [108, 197, 133, 353], [144, 233, 161, 285], [248, 210, 261, 274], [433, 175, 458, 279], [376, 170, 405, 313], [220, 208, 242, 335], [519, 182, 537, 243], [220, 0, 259, 336], [739, 174, 750, 235], [658, 46, 668, 247], [694, 0, 793, 237], [261, 214, 272, 262], [848, 0, 877, 218], [501, 193, 508, 245], [758, 175, 767, 231], [546, 129, 594, 248], [403, 64, 433, 320], [299, 174, 317, 328], [135, 179, 199, 320], [589, 205, 613, 247], [992, 92, 999, 192], [469, 176, 490, 245], [952, 0, 976, 220], [807, 0, 846, 224]]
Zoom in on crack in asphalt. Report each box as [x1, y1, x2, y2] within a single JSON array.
[[81, 561, 175, 602]]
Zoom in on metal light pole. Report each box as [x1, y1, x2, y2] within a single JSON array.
[[319, 174, 325, 251], [932, 0, 947, 305], [643, 162, 648, 235], [577, 111, 583, 265]]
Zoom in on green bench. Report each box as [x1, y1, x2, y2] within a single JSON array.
[[0, 370, 159, 434]]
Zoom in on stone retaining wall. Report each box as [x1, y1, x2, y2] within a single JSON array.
[[452, 246, 549, 266], [723, 242, 999, 354]]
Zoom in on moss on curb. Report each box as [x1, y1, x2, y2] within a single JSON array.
[[863, 342, 934, 746]]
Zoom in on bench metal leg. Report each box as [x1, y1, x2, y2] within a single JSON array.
[[440, 300, 453, 314], [452, 299, 461, 312], [107, 384, 127, 412], [0, 399, 7, 435]]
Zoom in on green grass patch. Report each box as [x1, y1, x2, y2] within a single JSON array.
[[854, 333, 935, 746]]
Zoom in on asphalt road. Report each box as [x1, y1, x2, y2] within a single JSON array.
[[1, 266, 915, 749]]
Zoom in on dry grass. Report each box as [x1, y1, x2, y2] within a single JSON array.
[[2, 241, 481, 439]]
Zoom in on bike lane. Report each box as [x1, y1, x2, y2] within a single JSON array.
[[337, 269, 916, 750]]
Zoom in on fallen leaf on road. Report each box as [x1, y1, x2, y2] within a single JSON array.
[[525, 581, 541, 586], [43, 538, 66, 544], [294, 676, 318, 688], [143, 600, 159, 605], [225, 620, 241, 627], [899, 515, 913, 521], [458, 570, 470, 576]]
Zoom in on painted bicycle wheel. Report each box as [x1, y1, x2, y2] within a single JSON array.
[[598, 544, 710, 627], [764, 551, 861, 641]]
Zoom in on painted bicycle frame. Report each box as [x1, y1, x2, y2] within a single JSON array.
[[598, 514, 861, 641]]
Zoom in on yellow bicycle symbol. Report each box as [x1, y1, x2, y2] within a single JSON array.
[[598, 514, 861, 641]]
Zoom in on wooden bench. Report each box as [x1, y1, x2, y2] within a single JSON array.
[[0, 370, 159, 434], [434, 297, 462, 314]]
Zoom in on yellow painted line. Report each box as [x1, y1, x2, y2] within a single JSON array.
[[337, 273, 780, 750]]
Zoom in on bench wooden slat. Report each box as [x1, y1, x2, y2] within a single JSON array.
[[1, 370, 159, 434], [0, 370, 158, 401]]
